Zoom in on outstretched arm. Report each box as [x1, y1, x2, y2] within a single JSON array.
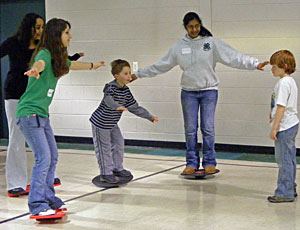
[[24, 60, 45, 79], [70, 61, 105, 70], [214, 38, 268, 70], [127, 102, 156, 122], [104, 95, 122, 110], [68, 52, 85, 61], [136, 46, 177, 78], [102, 84, 123, 110]]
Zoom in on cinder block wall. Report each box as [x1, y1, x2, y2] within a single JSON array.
[[46, 0, 300, 147]]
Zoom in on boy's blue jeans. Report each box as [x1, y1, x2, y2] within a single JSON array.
[[181, 89, 218, 169], [17, 116, 64, 215], [274, 123, 298, 199]]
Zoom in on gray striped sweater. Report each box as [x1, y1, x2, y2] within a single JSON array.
[[90, 80, 153, 129]]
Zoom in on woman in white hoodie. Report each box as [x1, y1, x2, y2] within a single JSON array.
[[134, 12, 268, 175]]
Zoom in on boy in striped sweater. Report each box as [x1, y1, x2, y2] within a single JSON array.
[[90, 59, 159, 184]]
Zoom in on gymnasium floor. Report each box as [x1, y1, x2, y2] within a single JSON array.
[[0, 142, 300, 230]]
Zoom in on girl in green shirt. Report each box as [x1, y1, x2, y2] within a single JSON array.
[[17, 18, 104, 216]]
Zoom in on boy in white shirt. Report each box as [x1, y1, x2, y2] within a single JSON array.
[[268, 50, 299, 203]]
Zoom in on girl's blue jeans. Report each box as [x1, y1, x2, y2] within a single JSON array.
[[274, 123, 298, 198], [17, 116, 64, 215], [181, 89, 218, 169]]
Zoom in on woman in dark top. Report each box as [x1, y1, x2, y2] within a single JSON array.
[[1, 14, 84, 197], [0, 13, 44, 196]]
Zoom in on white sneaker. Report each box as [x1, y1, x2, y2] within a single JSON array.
[[38, 209, 55, 216]]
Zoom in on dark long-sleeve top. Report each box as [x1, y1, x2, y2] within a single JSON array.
[[90, 80, 153, 129], [0, 35, 82, 100], [68, 53, 81, 61], [0, 36, 34, 99]]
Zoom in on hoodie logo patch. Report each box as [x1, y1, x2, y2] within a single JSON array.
[[182, 48, 191, 54], [203, 43, 211, 51]]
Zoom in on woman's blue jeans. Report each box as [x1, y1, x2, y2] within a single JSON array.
[[274, 124, 298, 198], [17, 116, 64, 215], [181, 89, 218, 169]]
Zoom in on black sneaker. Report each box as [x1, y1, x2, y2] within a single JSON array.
[[54, 178, 61, 186], [268, 195, 294, 203], [113, 169, 132, 177], [294, 187, 298, 198], [8, 187, 25, 196], [100, 175, 120, 184]]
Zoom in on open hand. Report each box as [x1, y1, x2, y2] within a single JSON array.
[[93, 62, 105, 70], [117, 106, 128, 112], [24, 68, 40, 79], [257, 61, 270, 71], [152, 117, 159, 122], [130, 74, 137, 83]]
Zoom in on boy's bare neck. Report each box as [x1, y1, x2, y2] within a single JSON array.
[[116, 79, 125, 87], [280, 74, 290, 79]]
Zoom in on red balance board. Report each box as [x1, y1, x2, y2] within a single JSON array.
[[8, 182, 61, 197], [30, 208, 67, 220], [7, 185, 30, 197]]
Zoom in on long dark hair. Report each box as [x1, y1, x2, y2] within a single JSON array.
[[30, 18, 70, 78], [183, 12, 212, 37], [12, 13, 44, 48]]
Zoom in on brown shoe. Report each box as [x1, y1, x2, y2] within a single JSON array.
[[268, 195, 294, 203], [205, 165, 216, 174], [182, 166, 196, 175]]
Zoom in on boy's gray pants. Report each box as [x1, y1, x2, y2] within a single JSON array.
[[92, 124, 124, 175]]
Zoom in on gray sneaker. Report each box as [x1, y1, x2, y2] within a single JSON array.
[[100, 175, 120, 184], [113, 169, 132, 177], [268, 195, 294, 203]]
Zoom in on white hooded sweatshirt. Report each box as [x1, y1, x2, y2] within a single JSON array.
[[136, 34, 259, 91]]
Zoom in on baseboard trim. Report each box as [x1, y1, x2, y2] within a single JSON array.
[[54, 136, 292, 155]]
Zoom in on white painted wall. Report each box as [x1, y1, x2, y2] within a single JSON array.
[[46, 0, 300, 147]]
